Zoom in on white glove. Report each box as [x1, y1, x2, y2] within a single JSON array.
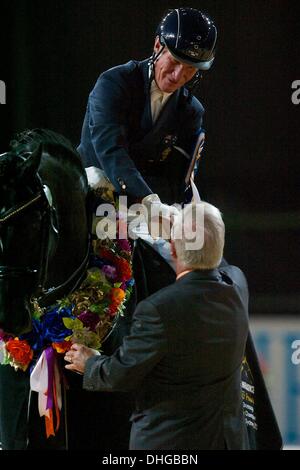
[[142, 194, 180, 239], [85, 166, 115, 192]]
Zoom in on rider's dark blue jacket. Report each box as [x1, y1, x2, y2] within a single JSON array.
[[77, 59, 204, 203]]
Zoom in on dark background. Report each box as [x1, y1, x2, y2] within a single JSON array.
[[1, 0, 299, 313]]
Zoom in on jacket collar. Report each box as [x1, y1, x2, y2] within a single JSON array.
[[140, 58, 151, 95], [139, 59, 152, 130], [176, 269, 222, 284]]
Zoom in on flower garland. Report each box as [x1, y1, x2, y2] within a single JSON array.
[[0, 237, 134, 436], [0, 238, 133, 370]]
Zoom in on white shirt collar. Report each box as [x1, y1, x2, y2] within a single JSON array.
[[149, 65, 173, 104]]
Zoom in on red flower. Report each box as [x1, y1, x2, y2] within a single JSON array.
[[99, 248, 132, 282], [5, 338, 33, 370], [108, 288, 126, 317], [108, 303, 119, 317], [99, 247, 114, 261], [110, 287, 126, 305], [113, 257, 132, 282]]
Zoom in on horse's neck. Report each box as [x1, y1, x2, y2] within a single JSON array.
[[39, 159, 89, 299]]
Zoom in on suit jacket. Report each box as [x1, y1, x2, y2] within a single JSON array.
[[83, 265, 250, 450], [131, 239, 283, 450], [77, 59, 204, 202]]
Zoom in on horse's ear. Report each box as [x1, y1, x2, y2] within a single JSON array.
[[18, 144, 42, 181]]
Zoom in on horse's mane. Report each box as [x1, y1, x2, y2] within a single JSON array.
[[7, 128, 87, 187], [9, 128, 76, 156], [0, 128, 88, 195]]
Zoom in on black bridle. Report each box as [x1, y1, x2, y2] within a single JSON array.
[[0, 179, 91, 308], [0, 191, 44, 283]]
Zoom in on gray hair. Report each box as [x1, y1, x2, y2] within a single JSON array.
[[172, 202, 225, 270]]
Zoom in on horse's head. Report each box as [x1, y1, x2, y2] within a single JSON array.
[[0, 144, 48, 334], [0, 129, 90, 336]]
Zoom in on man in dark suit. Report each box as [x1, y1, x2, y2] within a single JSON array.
[[77, 8, 217, 207], [65, 202, 250, 450]]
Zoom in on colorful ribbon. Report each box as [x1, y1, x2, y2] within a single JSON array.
[[30, 347, 62, 438]]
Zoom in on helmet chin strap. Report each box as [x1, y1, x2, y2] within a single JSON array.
[[149, 44, 166, 67], [187, 71, 204, 95], [148, 44, 166, 86]]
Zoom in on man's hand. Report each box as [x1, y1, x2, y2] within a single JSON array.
[[85, 166, 115, 191], [142, 193, 180, 239], [64, 343, 100, 374]]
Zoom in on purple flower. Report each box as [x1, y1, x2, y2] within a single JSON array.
[[78, 311, 100, 331], [117, 239, 131, 252], [0, 330, 11, 342], [101, 264, 117, 280]]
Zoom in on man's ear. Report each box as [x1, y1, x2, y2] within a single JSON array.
[[153, 36, 161, 54]]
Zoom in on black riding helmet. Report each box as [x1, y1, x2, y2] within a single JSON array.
[[156, 8, 217, 71]]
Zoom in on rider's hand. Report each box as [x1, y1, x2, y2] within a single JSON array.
[[142, 194, 179, 239], [85, 166, 115, 191]]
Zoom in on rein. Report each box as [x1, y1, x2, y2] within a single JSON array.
[[0, 193, 43, 224]]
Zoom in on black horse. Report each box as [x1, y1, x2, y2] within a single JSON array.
[[0, 129, 132, 449]]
